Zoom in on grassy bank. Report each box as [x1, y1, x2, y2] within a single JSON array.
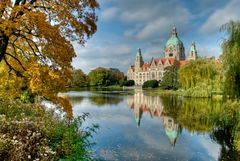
[[143, 88, 182, 97], [0, 100, 98, 161], [143, 88, 223, 99]]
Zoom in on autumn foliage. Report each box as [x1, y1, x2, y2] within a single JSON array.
[[0, 0, 99, 114]]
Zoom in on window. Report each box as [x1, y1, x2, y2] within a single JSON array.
[[169, 53, 173, 57], [152, 73, 155, 79]]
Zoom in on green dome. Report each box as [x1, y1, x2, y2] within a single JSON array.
[[165, 129, 178, 140], [166, 36, 183, 48]]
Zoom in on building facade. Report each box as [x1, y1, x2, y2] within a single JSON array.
[[127, 27, 198, 85]]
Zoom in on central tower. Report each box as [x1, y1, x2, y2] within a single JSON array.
[[164, 27, 185, 60]]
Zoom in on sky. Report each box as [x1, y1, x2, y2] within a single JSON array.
[[72, 0, 240, 74]]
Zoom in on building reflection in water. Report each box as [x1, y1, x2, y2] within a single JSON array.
[[127, 91, 181, 146]]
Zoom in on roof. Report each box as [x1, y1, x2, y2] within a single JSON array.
[[179, 60, 187, 66], [130, 58, 188, 71], [142, 63, 150, 68], [166, 36, 183, 48]]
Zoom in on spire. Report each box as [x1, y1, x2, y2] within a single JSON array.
[[136, 48, 141, 57], [191, 41, 196, 51], [172, 26, 178, 37], [188, 41, 198, 60], [135, 48, 144, 69]]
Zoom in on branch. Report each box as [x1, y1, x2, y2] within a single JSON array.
[[3, 54, 23, 77], [5, 52, 26, 71]]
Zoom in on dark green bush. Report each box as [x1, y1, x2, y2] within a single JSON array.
[[142, 80, 159, 88], [123, 80, 135, 86]]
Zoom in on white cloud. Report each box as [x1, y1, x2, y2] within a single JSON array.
[[201, 0, 240, 33], [101, 7, 119, 21], [72, 42, 133, 73], [119, 0, 192, 41]]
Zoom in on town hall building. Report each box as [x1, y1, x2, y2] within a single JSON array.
[[127, 27, 198, 85]]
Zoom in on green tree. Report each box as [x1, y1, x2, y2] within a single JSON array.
[[88, 67, 110, 86], [221, 21, 240, 98], [179, 59, 218, 89], [160, 60, 180, 90], [71, 69, 88, 87], [178, 59, 221, 97], [109, 68, 125, 85], [123, 80, 135, 86]]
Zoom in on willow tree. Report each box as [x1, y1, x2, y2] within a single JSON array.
[[179, 59, 217, 89], [221, 21, 240, 98], [0, 0, 99, 117]]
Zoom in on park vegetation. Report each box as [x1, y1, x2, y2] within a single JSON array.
[[69, 67, 125, 88], [0, 0, 100, 160], [142, 80, 159, 89], [160, 60, 180, 90]]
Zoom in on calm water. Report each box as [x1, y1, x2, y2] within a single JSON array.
[[60, 90, 238, 161]]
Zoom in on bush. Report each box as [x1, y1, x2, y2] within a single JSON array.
[[123, 80, 135, 86], [142, 80, 159, 89], [0, 100, 98, 161]]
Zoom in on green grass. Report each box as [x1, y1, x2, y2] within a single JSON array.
[[0, 100, 98, 161], [143, 88, 182, 97], [143, 88, 224, 98]]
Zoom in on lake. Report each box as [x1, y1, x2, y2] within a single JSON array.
[[60, 90, 238, 161]]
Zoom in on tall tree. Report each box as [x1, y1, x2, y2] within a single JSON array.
[[88, 67, 110, 86], [0, 0, 99, 116], [109, 68, 125, 85], [221, 21, 240, 98], [71, 69, 88, 87], [160, 60, 180, 90]]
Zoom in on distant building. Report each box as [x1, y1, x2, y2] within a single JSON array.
[[127, 27, 198, 85]]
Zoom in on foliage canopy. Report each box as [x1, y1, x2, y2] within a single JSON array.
[[0, 0, 99, 107], [221, 21, 240, 98], [160, 60, 180, 90], [142, 80, 159, 89]]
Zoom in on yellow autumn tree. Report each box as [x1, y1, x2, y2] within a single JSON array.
[[0, 0, 99, 117]]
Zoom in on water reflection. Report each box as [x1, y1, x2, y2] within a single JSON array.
[[61, 90, 240, 161], [89, 95, 123, 106], [127, 91, 182, 146]]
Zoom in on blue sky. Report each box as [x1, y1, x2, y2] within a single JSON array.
[[72, 0, 240, 74]]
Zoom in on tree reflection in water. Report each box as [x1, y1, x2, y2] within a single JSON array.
[[88, 95, 123, 106], [127, 91, 240, 160]]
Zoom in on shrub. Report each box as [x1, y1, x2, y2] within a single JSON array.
[[0, 100, 98, 161], [142, 80, 159, 88], [123, 80, 135, 86]]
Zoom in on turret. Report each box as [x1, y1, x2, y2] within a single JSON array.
[[135, 48, 144, 71], [188, 41, 198, 60]]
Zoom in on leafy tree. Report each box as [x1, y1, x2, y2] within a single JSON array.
[[178, 59, 222, 97], [88, 67, 110, 86], [160, 60, 180, 90], [221, 21, 240, 98], [71, 69, 88, 87], [109, 68, 125, 85], [142, 80, 159, 88], [88, 67, 125, 87], [179, 59, 217, 89], [0, 0, 99, 110]]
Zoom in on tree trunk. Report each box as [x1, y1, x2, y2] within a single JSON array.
[[0, 34, 9, 62]]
